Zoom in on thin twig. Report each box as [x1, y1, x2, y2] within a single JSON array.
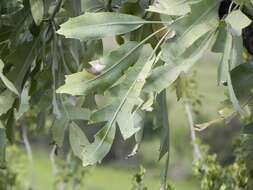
[[184, 103, 201, 161], [21, 124, 33, 162], [21, 123, 35, 189], [158, 90, 170, 190], [50, 145, 58, 176]]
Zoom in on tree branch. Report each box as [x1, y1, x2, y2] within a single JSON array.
[[184, 103, 201, 161], [21, 124, 33, 162]]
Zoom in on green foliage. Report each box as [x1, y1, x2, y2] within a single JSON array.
[[57, 12, 145, 41], [131, 166, 148, 190], [1, 0, 253, 189], [53, 153, 88, 190], [0, 146, 30, 190], [194, 138, 253, 190]]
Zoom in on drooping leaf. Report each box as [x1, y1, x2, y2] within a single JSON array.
[[218, 32, 241, 112], [52, 103, 91, 147], [64, 104, 91, 121], [156, 90, 170, 160], [231, 63, 253, 102], [29, 0, 44, 25], [0, 126, 6, 169], [6, 40, 39, 93], [218, 32, 233, 85], [15, 86, 30, 119], [147, 0, 191, 16], [52, 117, 69, 147], [57, 12, 145, 41], [161, 0, 219, 60], [92, 45, 155, 140], [57, 41, 142, 96], [80, 45, 154, 166], [81, 0, 104, 12], [0, 59, 18, 95], [212, 21, 227, 53], [81, 123, 116, 167], [69, 123, 89, 159], [0, 90, 15, 116], [5, 108, 15, 144], [128, 111, 145, 157], [175, 72, 187, 101], [144, 33, 214, 93], [225, 9, 251, 36]]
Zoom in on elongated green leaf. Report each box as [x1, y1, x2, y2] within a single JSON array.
[[161, 0, 219, 60], [0, 59, 18, 95], [15, 86, 30, 119], [92, 45, 154, 140], [0, 127, 6, 169], [225, 9, 251, 36], [218, 32, 233, 85], [82, 123, 116, 167], [156, 90, 170, 160], [52, 117, 69, 147], [147, 0, 190, 16], [57, 12, 145, 41], [64, 104, 91, 121], [144, 33, 214, 93], [57, 41, 142, 96], [79, 45, 154, 166], [6, 109, 15, 143], [6, 41, 39, 93], [52, 104, 91, 147], [0, 90, 15, 116], [231, 64, 253, 102], [212, 22, 227, 53], [218, 32, 242, 112], [29, 0, 44, 25], [69, 123, 89, 159]]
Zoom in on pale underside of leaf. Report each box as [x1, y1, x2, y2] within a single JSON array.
[[144, 32, 215, 93], [225, 9, 251, 36], [57, 41, 141, 96], [0, 90, 15, 116], [147, 0, 191, 16], [57, 12, 145, 41], [29, 0, 44, 25], [0, 127, 6, 168], [0, 59, 19, 95], [161, 0, 219, 60], [80, 45, 155, 166]]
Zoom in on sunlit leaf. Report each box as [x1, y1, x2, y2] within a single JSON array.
[[57, 12, 145, 41], [0, 90, 15, 116], [69, 123, 90, 159], [225, 9, 251, 36], [52, 117, 68, 147], [0, 59, 18, 95], [0, 127, 6, 169], [15, 86, 30, 119], [29, 0, 44, 25], [144, 33, 214, 93], [147, 0, 190, 16], [80, 45, 154, 166], [161, 0, 219, 60], [57, 41, 142, 96]]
